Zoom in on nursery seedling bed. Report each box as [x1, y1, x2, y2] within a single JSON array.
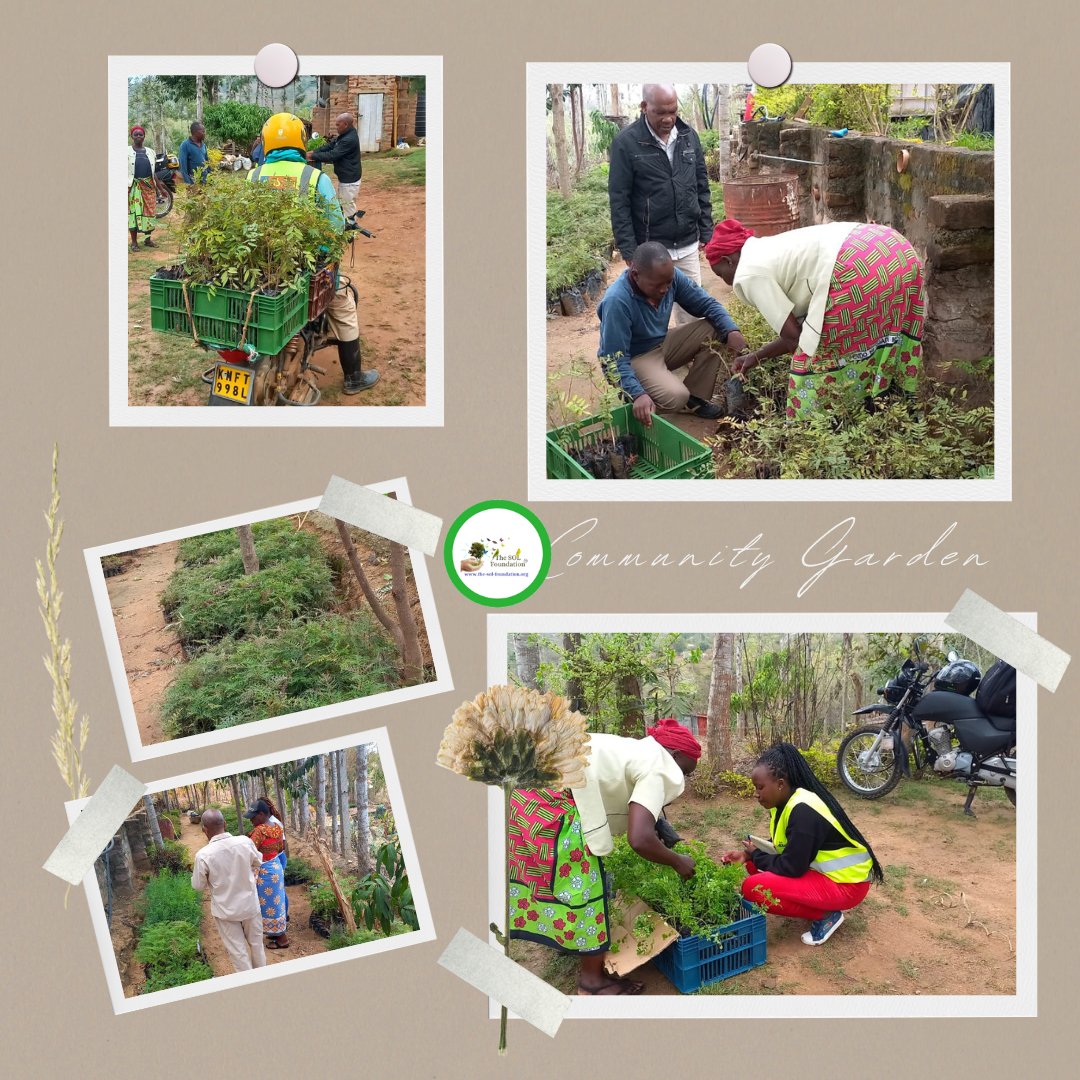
[[547, 403, 710, 480], [653, 903, 767, 993], [150, 272, 310, 356]]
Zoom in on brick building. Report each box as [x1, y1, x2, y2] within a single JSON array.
[[310, 76, 425, 152]]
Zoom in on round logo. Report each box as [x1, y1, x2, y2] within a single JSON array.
[[444, 500, 551, 606]]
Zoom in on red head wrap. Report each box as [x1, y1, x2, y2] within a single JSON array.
[[646, 717, 702, 761], [130, 125, 146, 137], [704, 219, 753, 264]]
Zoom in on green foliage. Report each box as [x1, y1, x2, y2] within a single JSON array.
[[888, 116, 930, 140], [605, 837, 748, 937], [162, 557, 335, 651], [307, 134, 327, 152], [589, 109, 619, 156], [142, 961, 214, 994], [800, 746, 840, 788], [718, 770, 757, 798], [752, 84, 892, 134], [141, 870, 203, 929], [161, 613, 399, 738], [698, 129, 720, 152], [136, 920, 201, 968], [177, 518, 322, 567], [327, 923, 410, 950], [283, 857, 321, 886], [310, 881, 348, 922], [202, 101, 272, 147], [547, 164, 613, 297], [176, 171, 346, 291], [146, 839, 193, 875], [350, 841, 420, 934], [950, 131, 994, 151]]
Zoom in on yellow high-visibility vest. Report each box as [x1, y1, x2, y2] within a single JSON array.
[[771, 788, 873, 884], [248, 159, 320, 199]]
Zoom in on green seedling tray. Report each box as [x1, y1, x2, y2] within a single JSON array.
[[547, 403, 711, 480]]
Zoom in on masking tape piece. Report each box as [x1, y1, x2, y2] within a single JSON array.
[[945, 589, 1070, 692], [44, 766, 146, 885], [319, 476, 442, 557], [437, 928, 571, 1038]]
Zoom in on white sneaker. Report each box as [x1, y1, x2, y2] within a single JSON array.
[[801, 910, 844, 946]]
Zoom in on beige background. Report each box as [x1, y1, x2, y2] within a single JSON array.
[[2, 2, 1077, 1076]]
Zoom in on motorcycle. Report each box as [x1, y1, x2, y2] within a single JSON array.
[[154, 152, 178, 218], [836, 644, 1016, 815]]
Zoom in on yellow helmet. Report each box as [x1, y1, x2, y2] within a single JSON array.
[[262, 112, 306, 154]]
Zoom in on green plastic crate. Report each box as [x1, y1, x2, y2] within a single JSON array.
[[149, 273, 310, 356], [547, 403, 711, 480]]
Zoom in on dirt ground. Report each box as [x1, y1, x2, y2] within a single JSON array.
[[512, 779, 1016, 997], [546, 253, 739, 445], [127, 161, 426, 407], [102, 515, 434, 747]]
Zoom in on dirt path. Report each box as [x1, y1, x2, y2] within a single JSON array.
[[546, 255, 739, 445], [127, 164, 426, 408], [513, 780, 1016, 997], [177, 816, 328, 974], [104, 542, 183, 746]]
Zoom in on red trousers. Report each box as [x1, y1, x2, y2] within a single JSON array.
[[741, 864, 871, 921]]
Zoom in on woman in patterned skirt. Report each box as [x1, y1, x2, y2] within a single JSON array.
[[244, 799, 289, 949], [507, 719, 701, 996], [705, 218, 927, 418]]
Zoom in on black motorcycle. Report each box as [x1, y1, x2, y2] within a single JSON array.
[[153, 152, 178, 217], [836, 646, 1016, 815]]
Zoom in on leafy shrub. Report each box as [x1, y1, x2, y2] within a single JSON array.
[[161, 613, 400, 738], [177, 519, 314, 567], [136, 920, 201, 968], [310, 876, 358, 923], [689, 768, 718, 799], [718, 770, 757, 798], [350, 842, 419, 934], [326, 922, 411, 950], [162, 557, 335, 651], [141, 870, 203, 929], [800, 746, 840, 788], [950, 131, 994, 151], [176, 171, 347, 291], [605, 837, 748, 938], [142, 961, 214, 994], [283, 857, 320, 886], [547, 164, 613, 298], [146, 839, 193, 875], [202, 101, 272, 148], [752, 84, 892, 134]]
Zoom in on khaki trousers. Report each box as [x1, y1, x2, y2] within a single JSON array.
[[337, 180, 361, 220], [326, 285, 359, 343], [630, 318, 723, 412], [671, 247, 703, 326], [215, 915, 267, 972]]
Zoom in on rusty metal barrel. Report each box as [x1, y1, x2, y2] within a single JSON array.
[[721, 172, 800, 236]]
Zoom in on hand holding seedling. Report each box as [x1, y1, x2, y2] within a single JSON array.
[[721, 840, 755, 865], [725, 330, 749, 355], [672, 852, 696, 881], [632, 392, 656, 428]]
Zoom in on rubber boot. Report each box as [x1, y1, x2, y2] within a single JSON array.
[[338, 339, 379, 395]]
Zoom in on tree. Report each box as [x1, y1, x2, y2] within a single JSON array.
[[513, 634, 541, 689], [610, 83, 623, 117], [705, 635, 735, 771], [569, 84, 585, 178], [550, 84, 572, 198], [195, 75, 204, 123], [563, 633, 584, 711], [236, 525, 259, 575], [328, 754, 340, 852], [355, 745, 371, 875], [272, 765, 290, 856], [337, 750, 350, 857], [298, 767, 310, 835], [203, 101, 272, 148], [315, 756, 326, 838], [229, 775, 244, 838], [143, 795, 164, 849]]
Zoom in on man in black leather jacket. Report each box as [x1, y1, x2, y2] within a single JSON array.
[[608, 84, 715, 323], [308, 113, 362, 221]]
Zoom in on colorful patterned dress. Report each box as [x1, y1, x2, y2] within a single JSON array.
[[127, 146, 157, 236], [507, 789, 609, 955], [249, 823, 287, 936], [787, 223, 926, 418]]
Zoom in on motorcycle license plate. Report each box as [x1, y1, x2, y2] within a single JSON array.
[[212, 363, 253, 404]]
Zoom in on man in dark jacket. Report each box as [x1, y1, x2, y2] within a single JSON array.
[[308, 112, 362, 220], [608, 85, 714, 324]]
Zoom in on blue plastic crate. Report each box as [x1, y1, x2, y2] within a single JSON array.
[[652, 903, 767, 993]]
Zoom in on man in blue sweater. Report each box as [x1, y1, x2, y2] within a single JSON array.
[[179, 122, 209, 185], [597, 242, 748, 425]]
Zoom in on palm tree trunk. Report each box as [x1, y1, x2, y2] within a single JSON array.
[[315, 757, 326, 838], [337, 750, 350, 858], [143, 795, 164, 850], [229, 776, 244, 837], [550, 84, 572, 198], [706, 634, 735, 771], [273, 765, 289, 856], [355, 745, 371, 874], [329, 754, 340, 852]]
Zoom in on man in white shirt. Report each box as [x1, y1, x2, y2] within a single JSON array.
[[191, 809, 266, 972]]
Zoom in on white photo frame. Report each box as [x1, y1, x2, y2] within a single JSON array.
[[110, 54, 443, 427], [486, 611, 1034, 1018], [527, 63, 1011, 500], [85, 476, 452, 761], [68, 725, 437, 1014]]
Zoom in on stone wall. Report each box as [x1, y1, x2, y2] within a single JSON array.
[[94, 807, 153, 903], [734, 121, 995, 368], [310, 77, 419, 151]]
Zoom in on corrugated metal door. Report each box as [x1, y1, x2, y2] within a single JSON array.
[[357, 93, 384, 151]]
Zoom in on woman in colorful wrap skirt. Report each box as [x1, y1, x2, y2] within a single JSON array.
[[244, 799, 289, 949], [706, 218, 927, 418], [127, 126, 157, 252], [507, 718, 701, 996]]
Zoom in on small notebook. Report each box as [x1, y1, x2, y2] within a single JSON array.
[[747, 834, 777, 854]]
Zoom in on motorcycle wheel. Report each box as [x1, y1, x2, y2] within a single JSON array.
[[155, 182, 173, 218], [837, 725, 903, 798]]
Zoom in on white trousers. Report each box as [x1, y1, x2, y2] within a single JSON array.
[[214, 915, 267, 972]]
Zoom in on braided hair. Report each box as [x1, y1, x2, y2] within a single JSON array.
[[259, 796, 283, 823], [757, 742, 884, 884]]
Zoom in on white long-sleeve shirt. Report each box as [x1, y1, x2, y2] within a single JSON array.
[[191, 833, 262, 922]]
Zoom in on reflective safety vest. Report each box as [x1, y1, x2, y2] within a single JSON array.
[[248, 160, 321, 199], [770, 788, 873, 884]]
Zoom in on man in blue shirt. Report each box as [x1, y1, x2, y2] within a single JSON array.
[[178, 121, 209, 184], [597, 241, 748, 425]]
